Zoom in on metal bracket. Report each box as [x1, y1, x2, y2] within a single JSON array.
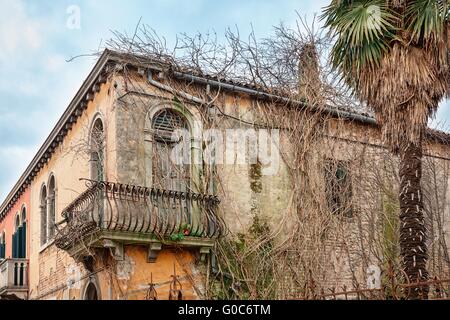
[[148, 242, 162, 263]]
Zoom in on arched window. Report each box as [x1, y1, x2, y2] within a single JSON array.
[[0, 231, 5, 259], [84, 281, 100, 300], [12, 207, 27, 259], [151, 109, 190, 192], [40, 185, 47, 246], [48, 176, 56, 239], [21, 206, 26, 224], [15, 214, 20, 231], [21, 207, 27, 258], [90, 118, 105, 181]]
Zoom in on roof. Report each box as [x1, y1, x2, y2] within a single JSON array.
[[0, 49, 449, 221]]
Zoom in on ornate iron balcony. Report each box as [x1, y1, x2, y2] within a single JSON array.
[[55, 180, 224, 257]]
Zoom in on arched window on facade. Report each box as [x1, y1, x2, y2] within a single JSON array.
[[21, 207, 26, 225], [48, 176, 56, 239], [0, 231, 5, 259], [40, 185, 47, 246], [90, 118, 105, 182], [21, 206, 27, 258], [84, 282, 99, 300], [151, 109, 190, 192], [12, 207, 26, 259]]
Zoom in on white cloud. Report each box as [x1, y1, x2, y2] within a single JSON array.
[[45, 54, 66, 72], [0, 0, 44, 62], [0, 145, 36, 199]]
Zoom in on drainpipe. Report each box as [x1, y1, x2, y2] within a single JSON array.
[[147, 69, 376, 125], [171, 71, 377, 125], [147, 71, 207, 105]]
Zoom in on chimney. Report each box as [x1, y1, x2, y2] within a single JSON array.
[[298, 42, 322, 103]]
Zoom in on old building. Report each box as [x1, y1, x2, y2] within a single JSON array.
[[0, 49, 449, 300], [0, 188, 29, 300]]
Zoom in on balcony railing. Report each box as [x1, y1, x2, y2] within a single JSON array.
[[0, 258, 28, 298], [55, 180, 224, 252]]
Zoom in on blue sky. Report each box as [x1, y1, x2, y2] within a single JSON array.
[[0, 0, 449, 201]]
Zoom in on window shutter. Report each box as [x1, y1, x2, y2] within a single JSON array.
[[12, 232, 17, 258], [14, 230, 19, 258], [0, 243, 4, 259], [152, 109, 187, 143], [22, 222, 27, 258], [18, 226, 23, 258], [15, 231, 19, 258]]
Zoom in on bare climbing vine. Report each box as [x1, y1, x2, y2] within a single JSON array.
[[55, 15, 450, 300]]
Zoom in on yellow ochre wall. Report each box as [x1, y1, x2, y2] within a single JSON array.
[[23, 66, 450, 299], [29, 80, 116, 299], [27, 76, 203, 300]]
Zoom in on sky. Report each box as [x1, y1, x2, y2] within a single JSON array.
[[0, 0, 449, 202]]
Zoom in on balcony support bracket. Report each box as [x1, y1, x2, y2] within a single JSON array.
[[200, 247, 211, 262], [103, 239, 124, 261], [148, 242, 162, 263]]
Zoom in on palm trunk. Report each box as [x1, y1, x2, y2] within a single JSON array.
[[398, 140, 429, 299]]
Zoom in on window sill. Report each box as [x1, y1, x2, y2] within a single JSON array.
[[39, 238, 55, 254]]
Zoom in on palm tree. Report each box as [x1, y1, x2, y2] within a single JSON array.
[[321, 0, 449, 299]]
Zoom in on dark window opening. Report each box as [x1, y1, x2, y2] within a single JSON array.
[[0, 231, 5, 259], [325, 159, 353, 218], [84, 282, 99, 300], [12, 208, 27, 259]]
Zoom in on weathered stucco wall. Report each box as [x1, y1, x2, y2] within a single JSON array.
[[27, 75, 205, 300], [21, 65, 450, 299], [29, 80, 116, 299], [113, 70, 450, 291], [0, 189, 30, 259]]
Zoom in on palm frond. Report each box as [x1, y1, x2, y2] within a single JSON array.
[[321, 0, 398, 74], [406, 0, 448, 43]]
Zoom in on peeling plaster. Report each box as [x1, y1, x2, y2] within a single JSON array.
[[116, 253, 135, 280]]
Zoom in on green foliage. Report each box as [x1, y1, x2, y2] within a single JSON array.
[[406, 0, 448, 42], [249, 161, 263, 194], [321, 0, 398, 76], [169, 233, 185, 242], [169, 223, 198, 241], [321, 0, 448, 84]]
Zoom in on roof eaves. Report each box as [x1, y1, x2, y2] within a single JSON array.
[[0, 49, 113, 221]]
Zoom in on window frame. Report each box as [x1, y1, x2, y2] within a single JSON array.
[[89, 117, 105, 182], [40, 184, 48, 247], [324, 159, 354, 218]]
